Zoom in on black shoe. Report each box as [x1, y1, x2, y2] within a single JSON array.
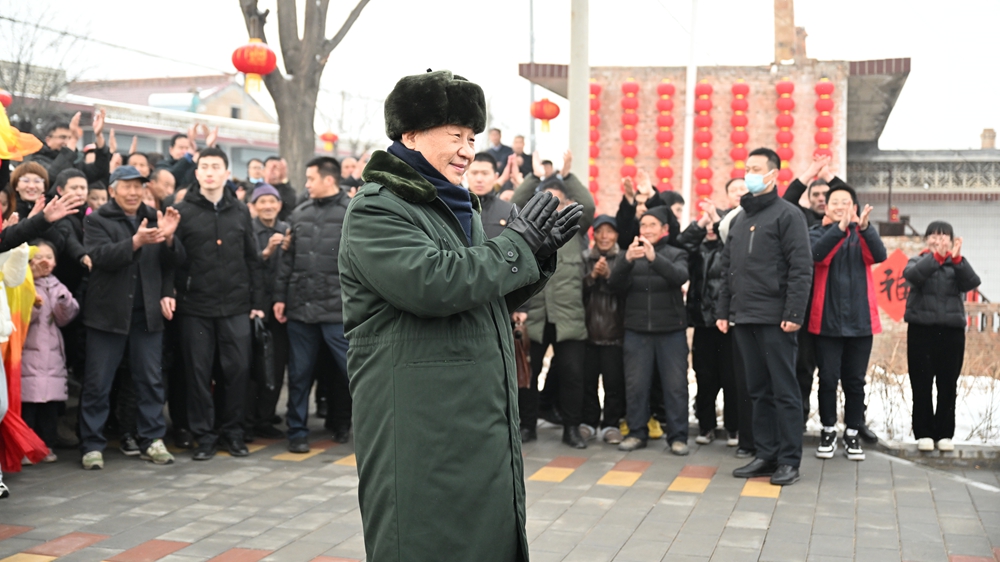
[[539, 408, 564, 426], [223, 436, 249, 457], [519, 427, 537, 443], [562, 425, 587, 449], [243, 430, 256, 443], [331, 427, 351, 444], [174, 429, 194, 449], [192, 442, 217, 461], [844, 433, 865, 461], [735, 448, 755, 459], [254, 425, 285, 440], [858, 423, 878, 444], [770, 464, 800, 486], [316, 398, 328, 419], [816, 429, 837, 459], [288, 437, 310, 454], [119, 433, 140, 456], [733, 458, 778, 478], [270, 414, 282, 425]]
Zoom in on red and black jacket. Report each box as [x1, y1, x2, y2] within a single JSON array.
[[808, 222, 887, 337]]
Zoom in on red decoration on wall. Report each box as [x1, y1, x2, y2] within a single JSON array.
[[530, 98, 560, 132], [620, 78, 639, 179], [814, 78, 834, 158], [730, 80, 748, 179], [693, 80, 714, 202], [588, 82, 602, 194], [320, 131, 338, 152], [655, 79, 675, 190], [232, 38, 278, 92], [775, 79, 795, 194]]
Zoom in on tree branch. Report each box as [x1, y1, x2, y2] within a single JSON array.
[[275, 0, 303, 75], [320, 0, 371, 61]]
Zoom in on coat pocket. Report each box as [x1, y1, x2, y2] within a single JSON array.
[[405, 359, 476, 368]]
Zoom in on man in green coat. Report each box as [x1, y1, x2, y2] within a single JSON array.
[[339, 70, 584, 562]]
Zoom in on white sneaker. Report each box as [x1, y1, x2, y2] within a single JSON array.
[[726, 432, 739, 447], [0, 481, 8, 499], [82, 451, 104, 470], [936, 438, 954, 452], [140, 439, 175, 465], [695, 431, 714, 445], [42, 451, 57, 463], [578, 424, 597, 441], [916, 438, 934, 452]]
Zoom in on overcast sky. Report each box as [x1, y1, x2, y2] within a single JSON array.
[[6, 0, 999, 159]]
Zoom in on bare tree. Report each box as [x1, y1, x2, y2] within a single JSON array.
[[239, 0, 370, 190]]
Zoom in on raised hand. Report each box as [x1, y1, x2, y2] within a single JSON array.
[[532, 150, 544, 178], [625, 237, 645, 262], [157, 208, 181, 242], [858, 204, 873, 231], [93, 108, 106, 137], [498, 154, 514, 187], [108, 128, 118, 154], [639, 236, 656, 261], [536, 203, 584, 260], [952, 237, 963, 259], [505, 191, 559, 254], [561, 150, 573, 178], [186, 124, 199, 154], [129, 135, 138, 155], [68, 112, 83, 146], [206, 126, 219, 148], [42, 195, 83, 223], [622, 176, 635, 203], [635, 169, 654, 196], [109, 152, 123, 174], [838, 205, 852, 232], [132, 218, 165, 250]]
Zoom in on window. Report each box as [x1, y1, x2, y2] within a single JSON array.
[[231, 106, 242, 119]]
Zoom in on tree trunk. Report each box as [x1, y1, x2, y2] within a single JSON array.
[[274, 85, 319, 194]]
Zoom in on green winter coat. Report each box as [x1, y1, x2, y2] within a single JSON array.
[[512, 173, 595, 343], [339, 150, 555, 562]]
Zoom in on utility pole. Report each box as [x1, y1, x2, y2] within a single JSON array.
[[529, 0, 536, 152], [567, 0, 589, 180], [680, 0, 698, 226]]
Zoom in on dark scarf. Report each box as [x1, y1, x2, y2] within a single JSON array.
[[387, 141, 473, 244], [740, 188, 779, 216]]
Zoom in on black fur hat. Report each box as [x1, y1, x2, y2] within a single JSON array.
[[384, 69, 486, 140]]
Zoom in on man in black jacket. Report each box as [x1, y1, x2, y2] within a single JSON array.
[[44, 169, 91, 294], [264, 156, 298, 222], [173, 148, 265, 460], [274, 157, 351, 449], [467, 153, 512, 238], [28, 111, 111, 185], [78, 165, 184, 470], [716, 148, 812, 486]]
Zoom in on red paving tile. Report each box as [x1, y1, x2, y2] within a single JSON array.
[[678, 465, 718, 479], [311, 557, 361, 562], [206, 548, 273, 562], [748, 476, 772, 483], [948, 556, 995, 562], [308, 439, 337, 451], [546, 456, 588, 469], [612, 460, 653, 473], [0, 524, 33, 541], [994, 547, 1000, 561], [108, 539, 190, 562], [24, 532, 110, 556]]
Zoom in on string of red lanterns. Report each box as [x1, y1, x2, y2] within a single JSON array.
[[620, 79, 639, 179], [588, 82, 602, 195], [655, 80, 675, 191], [775, 79, 795, 192], [729, 81, 749, 179], [693, 81, 714, 200], [814, 79, 834, 158]]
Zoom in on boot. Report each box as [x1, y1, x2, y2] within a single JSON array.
[[562, 425, 587, 449]]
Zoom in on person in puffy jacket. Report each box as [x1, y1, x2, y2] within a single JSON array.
[[807, 184, 886, 462], [610, 206, 690, 455], [903, 221, 980, 453], [21, 240, 79, 461]]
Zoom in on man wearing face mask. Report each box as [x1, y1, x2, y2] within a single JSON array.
[[716, 148, 812, 486]]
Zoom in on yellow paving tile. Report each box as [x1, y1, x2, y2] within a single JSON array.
[[528, 467, 575, 483], [1, 555, 57, 562], [668, 476, 711, 493], [334, 454, 357, 466], [597, 470, 642, 487], [741, 478, 781, 498]]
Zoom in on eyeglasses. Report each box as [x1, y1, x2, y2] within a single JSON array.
[[17, 177, 45, 185]]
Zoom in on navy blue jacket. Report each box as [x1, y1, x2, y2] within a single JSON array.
[[807, 222, 887, 337]]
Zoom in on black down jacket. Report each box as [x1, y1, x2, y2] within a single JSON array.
[[582, 246, 627, 346], [478, 192, 513, 239], [172, 186, 264, 318], [274, 192, 349, 324], [608, 237, 689, 333], [903, 251, 981, 328], [687, 235, 727, 328]]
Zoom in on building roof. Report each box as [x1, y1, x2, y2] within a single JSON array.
[[67, 75, 235, 107]]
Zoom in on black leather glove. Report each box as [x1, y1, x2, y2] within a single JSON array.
[[505, 191, 559, 253], [536, 203, 585, 260]]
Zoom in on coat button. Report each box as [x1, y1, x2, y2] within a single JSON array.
[[507, 251, 514, 258], [511, 266, 518, 273]]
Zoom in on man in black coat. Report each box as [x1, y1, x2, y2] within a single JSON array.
[[716, 148, 813, 486], [28, 111, 111, 185], [467, 152, 513, 238], [173, 148, 265, 460], [78, 166, 184, 470], [264, 156, 298, 222], [43, 169, 91, 295], [273, 157, 351, 449]]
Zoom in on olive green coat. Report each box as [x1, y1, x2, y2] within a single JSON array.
[[339, 151, 554, 562], [511, 174, 595, 343]]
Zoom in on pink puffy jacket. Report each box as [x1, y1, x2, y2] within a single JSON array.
[[21, 275, 79, 403]]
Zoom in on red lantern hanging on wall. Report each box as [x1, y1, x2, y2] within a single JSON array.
[[320, 131, 338, 152], [0, 89, 12, 108], [620, 78, 639, 179], [693, 80, 714, 200], [656, 80, 676, 189], [530, 98, 560, 133], [729, 80, 749, 179], [232, 38, 278, 93], [775, 79, 795, 193], [588, 82, 602, 194], [814, 78, 834, 158]]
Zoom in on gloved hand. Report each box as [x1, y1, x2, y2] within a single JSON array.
[[536, 203, 585, 260], [505, 191, 559, 253]]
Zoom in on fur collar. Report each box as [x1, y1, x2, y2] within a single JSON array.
[[362, 150, 481, 213]]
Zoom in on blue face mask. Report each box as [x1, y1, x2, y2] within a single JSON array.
[[744, 173, 769, 194]]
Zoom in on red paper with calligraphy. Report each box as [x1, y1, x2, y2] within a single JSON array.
[[872, 249, 911, 322]]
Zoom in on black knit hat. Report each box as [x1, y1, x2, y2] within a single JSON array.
[[384, 70, 487, 140], [641, 206, 673, 227]]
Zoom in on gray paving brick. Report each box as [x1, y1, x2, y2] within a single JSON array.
[[562, 544, 617, 562], [709, 546, 759, 562], [613, 538, 669, 562], [854, 547, 902, 562], [811, 515, 855, 536], [759, 537, 809, 562], [716, 527, 765, 549], [666, 532, 721, 557], [943, 532, 995, 556], [899, 540, 949, 562], [808, 533, 855, 558]]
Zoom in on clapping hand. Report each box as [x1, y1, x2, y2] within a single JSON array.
[[132, 218, 166, 250], [858, 204, 873, 231], [536, 203, 584, 260], [625, 237, 646, 262], [157, 208, 181, 244], [952, 237, 963, 260], [591, 256, 610, 279], [506, 191, 559, 254]]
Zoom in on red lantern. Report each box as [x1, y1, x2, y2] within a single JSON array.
[[655, 79, 675, 189], [320, 131, 338, 152], [621, 113, 638, 126], [776, 80, 795, 95], [815, 98, 834, 112], [730, 130, 749, 144], [776, 131, 794, 145], [0, 89, 12, 108], [889, 206, 900, 222], [694, 115, 713, 128], [694, 99, 712, 112], [694, 167, 713, 181], [620, 129, 638, 142], [695, 83, 714, 96], [620, 165, 637, 178], [656, 146, 675, 160], [590, 114, 601, 127], [621, 81, 640, 95], [815, 81, 835, 96], [657, 83, 676, 96], [589, 181, 600, 194], [730, 80, 749, 181], [777, 168, 793, 182], [776, 114, 794, 128], [730, 98, 748, 112], [590, 83, 603, 96], [232, 38, 278, 92], [814, 148, 833, 157], [590, 130, 600, 143], [731, 83, 749, 96], [730, 169, 745, 179], [589, 145, 600, 159], [814, 131, 833, 145], [694, 131, 713, 144], [656, 131, 673, 143], [656, 98, 674, 112], [621, 97, 639, 110], [776, 97, 795, 111], [695, 146, 713, 160], [730, 115, 748, 128], [730, 147, 748, 162], [777, 147, 794, 161], [657, 115, 675, 128], [590, 99, 601, 111], [620, 145, 638, 158], [656, 166, 674, 179], [696, 183, 714, 197], [531, 98, 560, 132], [815, 115, 834, 129], [589, 165, 599, 178]]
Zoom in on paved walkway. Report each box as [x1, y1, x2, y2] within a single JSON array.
[[0, 422, 997, 562]]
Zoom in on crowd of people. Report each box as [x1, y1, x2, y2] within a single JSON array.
[[0, 105, 981, 499]]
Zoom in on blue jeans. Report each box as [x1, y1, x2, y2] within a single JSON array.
[[286, 321, 350, 440], [624, 329, 689, 444]]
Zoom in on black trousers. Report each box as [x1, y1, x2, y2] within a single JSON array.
[[180, 314, 251, 445], [582, 344, 626, 429], [245, 317, 288, 431], [908, 324, 965, 441], [692, 326, 738, 434], [519, 322, 586, 428], [795, 329, 817, 424], [23, 401, 60, 448], [815, 335, 872, 430], [164, 318, 188, 432], [734, 324, 802, 467], [732, 334, 755, 451]]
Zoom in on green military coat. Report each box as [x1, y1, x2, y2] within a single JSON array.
[[339, 151, 554, 562]]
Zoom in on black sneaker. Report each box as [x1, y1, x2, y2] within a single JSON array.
[[331, 427, 351, 444], [288, 437, 310, 454], [519, 427, 537, 443], [858, 423, 879, 444], [254, 425, 285, 440], [173, 428, 194, 449], [119, 433, 140, 456], [844, 433, 865, 461], [735, 448, 755, 459], [192, 442, 217, 461], [770, 464, 800, 486], [222, 435, 249, 457], [816, 429, 837, 459], [0, 481, 8, 499]]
